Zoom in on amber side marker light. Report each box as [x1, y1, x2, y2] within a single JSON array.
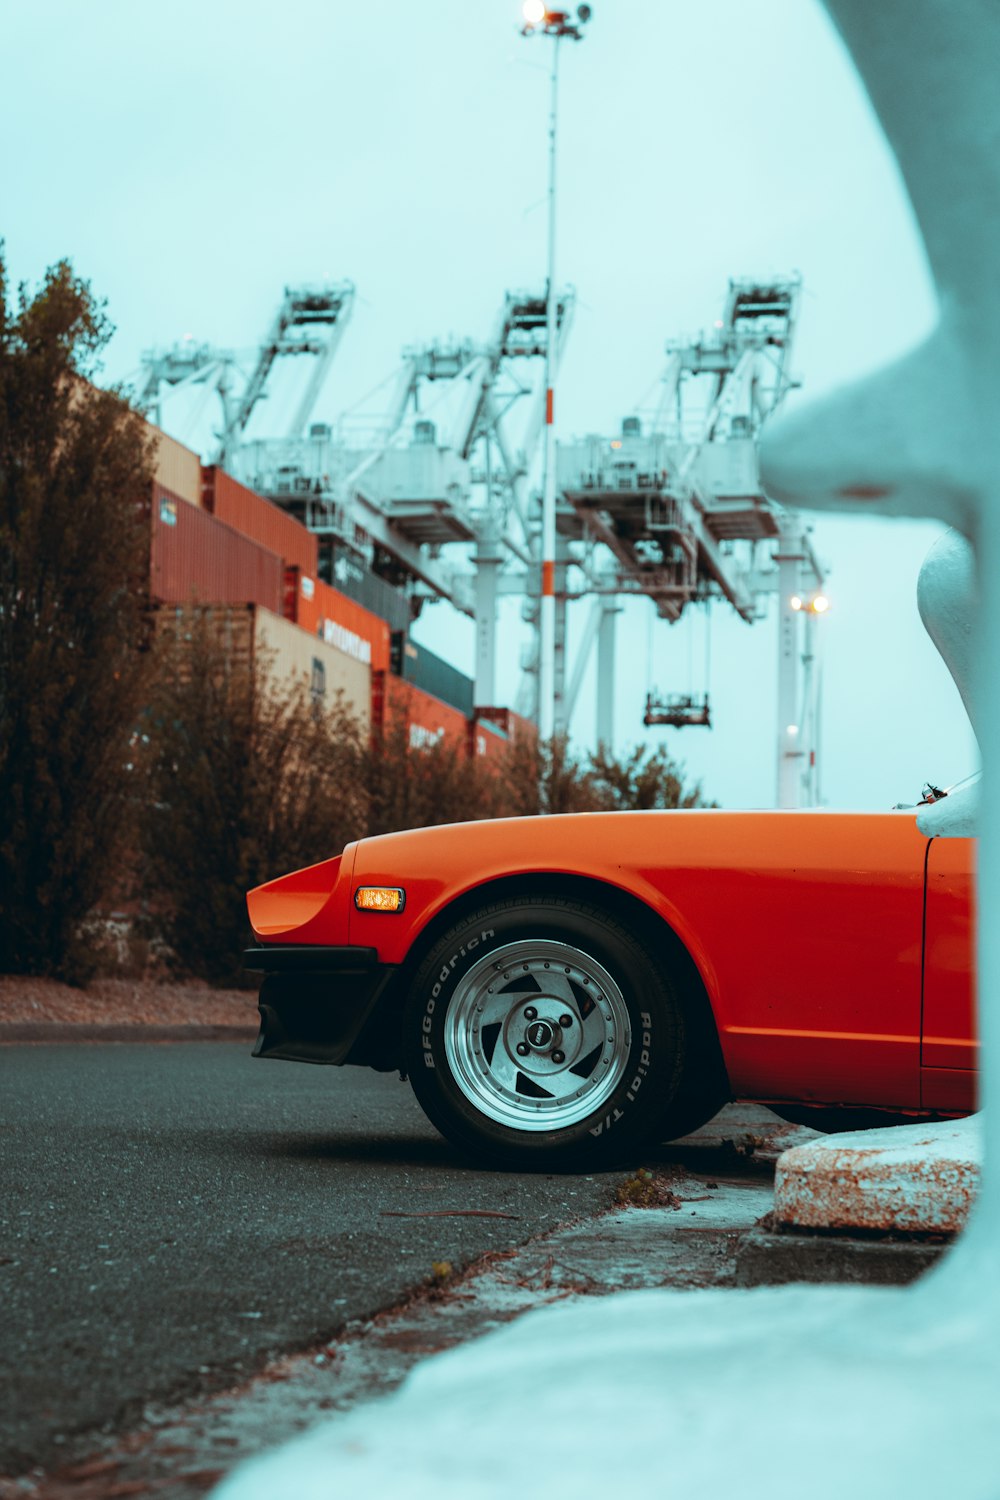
[[354, 886, 406, 914]]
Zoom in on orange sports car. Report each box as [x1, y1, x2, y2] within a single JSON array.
[[244, 805, 976, 1167]]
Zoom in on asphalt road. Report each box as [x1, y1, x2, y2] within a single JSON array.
[[0, 1043, 620, 1475]]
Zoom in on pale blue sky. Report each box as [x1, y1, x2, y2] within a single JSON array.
[[1, 0, 977, 808]]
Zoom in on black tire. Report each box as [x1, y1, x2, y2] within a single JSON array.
[[655, 1087, 729, 1145], [403, 896, 685, 1169]]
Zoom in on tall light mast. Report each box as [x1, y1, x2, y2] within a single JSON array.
[[779, 573, 829, 808], [520, 2, 592, 740]]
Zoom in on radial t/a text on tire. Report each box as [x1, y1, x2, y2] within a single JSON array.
[[403, 897, 686, 1168]]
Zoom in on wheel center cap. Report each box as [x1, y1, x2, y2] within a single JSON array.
[[525, 1020, 554, 1050]]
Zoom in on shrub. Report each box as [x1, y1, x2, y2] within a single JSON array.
[[140, 609, 366, 983]]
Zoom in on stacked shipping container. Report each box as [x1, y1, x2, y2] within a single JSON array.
[[316, 580, 391, 673], [153, 604, 370, 728], [150, 494, 284, 613], [473, 705, 537, 747], [280, 572, 392, 672], [202, 466, 319, 577], [390, 633, 474, 718], [152, 431, 202, 506], [141, 415, 522, 762], [371, 671, 469, 753], [255, 608, 371, 729], [326, 545, 411, 632], [468, 714, 509, 763], [153, 602, 257, 677]]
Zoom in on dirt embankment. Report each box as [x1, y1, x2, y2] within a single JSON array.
[[0, 976, 257, 1031]]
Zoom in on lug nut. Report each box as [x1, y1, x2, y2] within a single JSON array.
[[552, 1050, 565, 1064], [516, 1042, 530, 1057], [524, 1006, 538, 1021], [559, 1014, 573, 1028]]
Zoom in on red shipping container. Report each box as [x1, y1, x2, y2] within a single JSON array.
[[469, 715, 510, 763], [372, 671, 467, 753], [283, 566, 322, 636], [316, 580, 391, 673], [475, 705, 538, 747], [201, 466, 318, 579], [150, 489, 283, 613]]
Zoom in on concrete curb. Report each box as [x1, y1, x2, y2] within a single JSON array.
[[734, 1222, 948, 1287], [0, 1023, 257, 1044]]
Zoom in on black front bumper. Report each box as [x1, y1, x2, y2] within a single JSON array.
[[243, 946, 399, 1068]]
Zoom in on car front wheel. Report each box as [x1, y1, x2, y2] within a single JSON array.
[[403, 897, 685, 1168]]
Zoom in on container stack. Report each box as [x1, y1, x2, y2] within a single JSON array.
[[143, 418, 526, 758]]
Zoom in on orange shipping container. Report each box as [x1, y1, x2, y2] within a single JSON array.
[[150, 491, 283, 613], [316, 580, 390, 673], [202, 466, 318, 578], [372, 671, 467, 753]]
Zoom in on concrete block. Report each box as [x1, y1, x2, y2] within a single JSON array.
[[773, 1115, 981, 1234]]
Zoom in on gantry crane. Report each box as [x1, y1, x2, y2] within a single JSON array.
[[230, 283, 355, 446], [139, 282, 574, 643], [554, 276, 825, 804], [134, 276, 825, 807], [305, 286, 574, 694], [137, 283, 355, 470], [134, 340, 241, 454], [559, 277, 803, 622]]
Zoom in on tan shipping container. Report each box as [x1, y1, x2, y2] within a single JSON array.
[[151, 604, 369, 733], [254, 608, 370, 733], [150, 427, 202, 507]]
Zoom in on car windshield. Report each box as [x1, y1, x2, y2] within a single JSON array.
[[943, 770, 982, 796]]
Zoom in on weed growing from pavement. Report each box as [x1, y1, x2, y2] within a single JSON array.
[[428, 1261, 455, 1288], [613, 1169, 683, 1209]]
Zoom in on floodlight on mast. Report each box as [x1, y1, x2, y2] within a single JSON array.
[[519, 1, 593, 741]]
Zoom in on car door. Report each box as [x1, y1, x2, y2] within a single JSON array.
[[922, 834, 977, 1112]]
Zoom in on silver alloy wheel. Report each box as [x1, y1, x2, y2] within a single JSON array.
[[442, 938, 633, 1132]]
